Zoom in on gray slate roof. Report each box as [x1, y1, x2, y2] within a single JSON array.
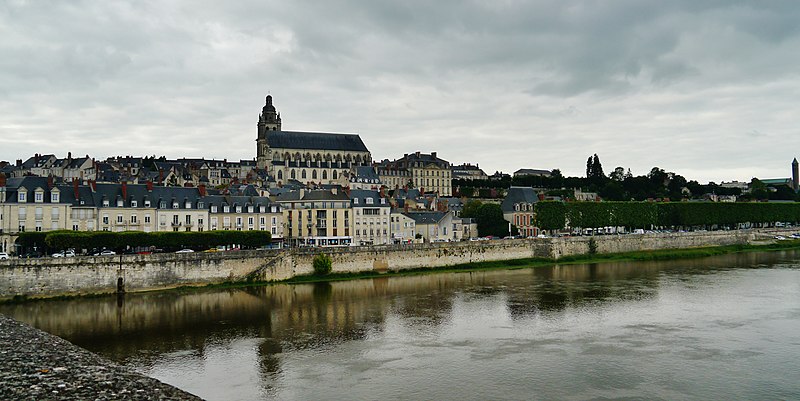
[[501, 186, 540, 213], [268, 131, 369, 152]]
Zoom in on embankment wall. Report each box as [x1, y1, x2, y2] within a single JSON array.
[[0, 230, 765, 299]]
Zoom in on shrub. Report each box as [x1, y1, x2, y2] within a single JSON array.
[[312, 253, 332, 276]]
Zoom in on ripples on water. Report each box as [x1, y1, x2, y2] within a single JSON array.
[[3, 251, 800, 400]]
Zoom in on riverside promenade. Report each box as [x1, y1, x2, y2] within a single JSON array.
[[0, 314, 202, 401]]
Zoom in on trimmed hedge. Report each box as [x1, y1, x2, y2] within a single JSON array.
[[535, 201, 800, 231], [39, 230, 272, 252]]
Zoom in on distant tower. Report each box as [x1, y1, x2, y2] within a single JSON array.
[[792, 158, 799, 192], [256, 95, 282, 169]]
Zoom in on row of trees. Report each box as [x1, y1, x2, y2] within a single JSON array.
[[534, 201, 800, 231], [15, 230, 272, 255], [454, 154, 800, 202]]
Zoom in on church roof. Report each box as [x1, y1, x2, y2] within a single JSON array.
[[269, 131, 369, 152]]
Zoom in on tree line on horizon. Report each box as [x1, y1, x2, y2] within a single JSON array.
[[455, 154, 799, 202]]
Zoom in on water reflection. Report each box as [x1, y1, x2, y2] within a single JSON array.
[[2, 249, 799, 400]]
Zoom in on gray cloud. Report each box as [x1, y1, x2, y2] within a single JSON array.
[[2, 0, 800, 182]]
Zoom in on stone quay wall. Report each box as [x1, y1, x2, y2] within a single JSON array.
[[0, 230, 765, 300]]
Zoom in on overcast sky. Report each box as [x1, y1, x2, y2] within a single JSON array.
[[2, 1, 799, 183]]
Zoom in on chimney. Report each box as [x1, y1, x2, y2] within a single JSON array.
[[47, 175, 54, 189], [146, 180, 153, 191], [89, 180, 96, 192], [67, 152, 72, 161], [415, 151, 420, 158], [380, 186, 386, 198], [16, 159, 22, 167], [431, 152, 437, 159], [0, 172, 6, 187], [158, 169, 164, 184], [121, 182, 127, 199], [73, 179, 79, 199], [198, 184, 207, 197]]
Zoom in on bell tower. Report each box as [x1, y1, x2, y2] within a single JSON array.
[[257, 95, 282, 168]]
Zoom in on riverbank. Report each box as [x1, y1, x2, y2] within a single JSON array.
[[0, 314, 202, 401], [2, 229, 796, 301]]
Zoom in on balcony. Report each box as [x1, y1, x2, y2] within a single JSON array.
[[171, 222, 182, 227]]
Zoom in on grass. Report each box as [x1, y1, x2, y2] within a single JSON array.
[[4, 239, 800, 304]]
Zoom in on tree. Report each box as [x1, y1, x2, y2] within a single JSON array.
[[749, 178, 768, 200], [474, 203, 510, 237], [312, 253, 332, 275], [461, 200, 484, 218], [609, 166, 625, 182]]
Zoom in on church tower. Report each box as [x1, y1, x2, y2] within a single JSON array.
[[256, 95, 282, 169]]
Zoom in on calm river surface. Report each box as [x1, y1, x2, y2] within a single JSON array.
[[3, 251, 800, 400]]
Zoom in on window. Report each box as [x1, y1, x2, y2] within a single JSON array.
[[186, 215, 192, 224], [103, 215, 109, 224], [173, 202, 179, 209], [51, 192, 59, 203], [366, 198, 374, 205], [117, 199, 124, 207], [333, 170, 338, 179], [198, 202, 204, 209], [144, 215, 151, 223], [302, 170, 307, 179], [160, 201, 166, 209], [131, 215, 137, 224], [72, 224, 79, 231], [211, 205, 218, 213], [103, 200, 110, 207], [322, 170, 327, 180], [131, 200, 138, 208], [236, 206, 242, 213], [17, 191, 26, 203], [312, 170, 317, 179], [277, 170, 283, 180], [354, 198, 359, 205], [224, 206, 230, 213], [117, 215, 123, 223], [144, 200, 151, 207], [35, 192, 43, 202]]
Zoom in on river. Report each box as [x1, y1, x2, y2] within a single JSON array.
[[3, 250, 800, 400]]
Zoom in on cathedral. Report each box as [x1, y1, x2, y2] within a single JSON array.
[[256, 95, 372, 186]]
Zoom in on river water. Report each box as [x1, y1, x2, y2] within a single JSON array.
[[3, 251, 800, 400]]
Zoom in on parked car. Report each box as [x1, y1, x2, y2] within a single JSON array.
[[99, 250, 116, 256], [0, 252, 9, 260], [175, 249, 195, 253], [52, 250, 76, 258]]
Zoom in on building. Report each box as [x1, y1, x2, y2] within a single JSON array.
[[403, 211, 456, 242], [451, 163, 488, 181], [350, 189, 391, 245], [501, 186, 540, 237], [255, 95, 372, 186], [513, 168, 551, 178], [276, 187, 352, 247], [390, 210, 416, 243], [377, 151, 452, 196]]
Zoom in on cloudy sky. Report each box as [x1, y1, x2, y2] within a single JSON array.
[[2, 1, 799, 183]]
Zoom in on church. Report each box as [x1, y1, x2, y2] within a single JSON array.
[[256, 95, 372, 186]]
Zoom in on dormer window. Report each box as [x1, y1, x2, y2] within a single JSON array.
[[248, 206, 253, 213], [144, 200, 151, 207], [160, 201, 167, 209], [131, 200, 138, 208], [51, 192, 59, 203], [211, 205, 217, 213], [223, 206, 230, 213], [354, 198, 359, 205], [259, 206, 265, 213], [380, 198, 386, 205], [198, 202, 204, 209], [236, 206, 242, 213], [117, 199, 124, 207], [103, 200, 110, 207], [185, 201, 191, 209], [18, 191, 27, 203], [366, 198, 374, 205], [35, 191, 44, 203], [172, 202, 179, 209]]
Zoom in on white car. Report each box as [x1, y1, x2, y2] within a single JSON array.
[[0, 252, 9, 260], [175, 249, 195, 253], [99, 250, 116, 256], [52, 250, 76, 258]]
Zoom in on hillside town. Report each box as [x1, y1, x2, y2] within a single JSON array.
[[1, 95, 799, 257]]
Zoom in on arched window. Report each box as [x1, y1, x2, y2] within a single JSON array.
[[277, 170, 283, 180], [302, 170, 307, 179], [312, 170, 317, 179], [333, 170, 338, 179], [322, 170, 328, 180], [290, 170, 296, 179]]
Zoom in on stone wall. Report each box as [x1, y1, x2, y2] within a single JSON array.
[[0, 230, 767, 300]]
